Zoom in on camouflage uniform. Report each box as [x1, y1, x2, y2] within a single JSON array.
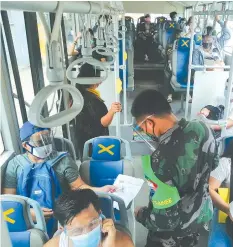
[[136, 118, 219, 247]]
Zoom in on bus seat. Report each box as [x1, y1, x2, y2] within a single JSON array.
[[170, 38, 193, 113], [194, 33, 202, 48], [96, 192, 131, 237], [80, 136, 135, 242], [190, 71, 229, 120], [80, 136, 133, 186], [0, 195, 48, 247], [53, 137, 76, 161], [162, 21, 176, 50], [217, 136, 233, 156], [157, 17, 167, 45], [208, 209, 233, 247]]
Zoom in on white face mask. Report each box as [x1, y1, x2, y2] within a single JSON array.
[[27, 143, 53, 159]]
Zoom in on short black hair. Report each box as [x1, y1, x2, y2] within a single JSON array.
[[54, 189, 100, 227], [206, 26, 213, 36], [131, 89, 172, 119], [170, 11, 177, 19], [76, 63, 101, 92], [78, 63, 101, 78], [144, 14, 150, 18]]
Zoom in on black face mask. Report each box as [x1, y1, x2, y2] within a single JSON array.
[[203, 42, 212, 50]]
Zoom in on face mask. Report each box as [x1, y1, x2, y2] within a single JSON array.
[[27, 143, 53, 159], [174, 17, 178, 22], [203, 42, 212, 50], [69, 225, 101, 247]]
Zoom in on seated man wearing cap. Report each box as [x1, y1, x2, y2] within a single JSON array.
[[3, 122, 116, 233]]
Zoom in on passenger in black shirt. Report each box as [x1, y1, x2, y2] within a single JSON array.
[[68, 29, 106, 62], [73, 63, 122, 158]]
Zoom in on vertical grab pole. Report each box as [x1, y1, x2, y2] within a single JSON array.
[[113, 12, 121, 137], [122, 13, 128, 125], [223, 50, 233, 135], [185, 5, 196, 119]]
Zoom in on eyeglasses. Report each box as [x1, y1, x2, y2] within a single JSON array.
[[65, 217, 102, 237]]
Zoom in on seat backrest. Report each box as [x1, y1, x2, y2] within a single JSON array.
[[80, 136, 133, 187], [217, 136, 233, 156], [83, 136, 132, 161], [162, 21, 176, 48], [194, 32, 202, 48], [53, 137, 76, 161], [95, 192, 129, 231], [1, 195, 48, 247], [172, 37, 191, 85]]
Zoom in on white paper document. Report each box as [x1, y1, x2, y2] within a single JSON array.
[[112, 174, 144, 209]]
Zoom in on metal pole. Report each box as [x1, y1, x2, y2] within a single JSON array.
[[1, 1, 119, 15], [122, 14, 128, 125], [1, 10, 28, 123], [113, 14, 121, 138], [193, 10, 233, 16], [223, 50, 233, 128], [185, 6, 196, 119]]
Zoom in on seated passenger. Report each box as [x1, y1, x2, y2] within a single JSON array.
[[136, 14, 156, 62], [73, 64, 122, 158], [209, 139, 233, 221], [169, 11, 178, 22], [192, 15, 231, 69], [68, 28, 106, 62], [44, 189, 134, 247], [199, 84, 233, 135], [3, 122, 116, 235]]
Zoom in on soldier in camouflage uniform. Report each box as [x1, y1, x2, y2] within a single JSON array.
[[131, 90, 219, 247]]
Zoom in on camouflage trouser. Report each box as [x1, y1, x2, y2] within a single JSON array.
[[145, 233, 200, 247]]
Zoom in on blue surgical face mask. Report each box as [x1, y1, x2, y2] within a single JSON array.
[[69, 225, 101, 247]]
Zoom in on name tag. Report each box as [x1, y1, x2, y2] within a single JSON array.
[[34, 190, 42, 195]]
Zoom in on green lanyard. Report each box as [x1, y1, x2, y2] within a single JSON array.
[[142, 155, 180, 209]]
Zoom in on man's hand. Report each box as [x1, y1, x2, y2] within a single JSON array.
[[30, 207, 53, 223], [99, 185, 117, 193], [110, 102, 122, 114], [134, 206, 143, 218], [102, 219, 116, 247], [75, 32, 82, 42]]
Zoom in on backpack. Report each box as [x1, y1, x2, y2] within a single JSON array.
[[17, 152, 68, 238]]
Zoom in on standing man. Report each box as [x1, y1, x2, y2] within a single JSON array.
[[131, 90, 218, 247]]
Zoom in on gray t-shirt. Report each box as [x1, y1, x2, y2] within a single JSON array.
[[210, 157, 231, 187], [3, 153, 80, 192]]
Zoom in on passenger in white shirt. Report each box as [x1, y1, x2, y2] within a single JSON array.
[[209, 139, 233, 221]]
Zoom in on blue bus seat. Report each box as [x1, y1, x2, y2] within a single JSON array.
[[79, 136, 135, 242], [157, 17, 167, 45], [80, 136, 133, 186], [170, 37, 193, 113], [162, 21, 176, 51], [194, 32, 202, 48], [1, 195, 48, 247], [208, 209, 233, 247], [217, 136, 233, 156]]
